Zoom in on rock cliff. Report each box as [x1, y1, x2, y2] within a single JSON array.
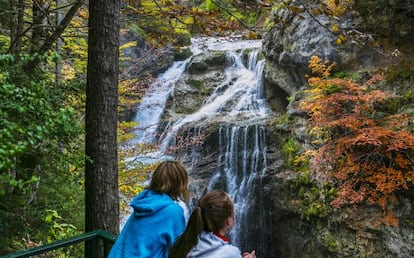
[[261, 1, 414, 257]]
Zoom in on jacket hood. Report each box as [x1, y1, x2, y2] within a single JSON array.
[[130, 189, 175, 217], [187, 231, 241, 258]]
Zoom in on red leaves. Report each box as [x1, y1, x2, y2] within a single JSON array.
[[302, 56, 414, 226]]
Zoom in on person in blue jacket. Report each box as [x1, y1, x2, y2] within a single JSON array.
[[169, 189, 256, 258], [109, 160, 190, 258]]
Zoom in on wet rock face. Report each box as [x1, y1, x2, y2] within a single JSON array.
[[354, 0, 414, 46], [165, 51, 227, 116], [261, 2, 414, 257], [120, 31, 175, 78], [261, 3, 381, 96], [186, 51, 227, 74]]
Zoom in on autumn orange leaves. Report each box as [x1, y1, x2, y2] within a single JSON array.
[[301, 55, 414, 226]]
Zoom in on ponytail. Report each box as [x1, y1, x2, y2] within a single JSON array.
[[169, 190, 234, 258], [169, 207, 204, 258]]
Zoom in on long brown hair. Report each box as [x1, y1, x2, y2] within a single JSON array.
[[148, 160, 190, 203], [169, 189, 234, 258]]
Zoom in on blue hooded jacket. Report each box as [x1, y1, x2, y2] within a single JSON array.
[[108, 189, 187, 258]]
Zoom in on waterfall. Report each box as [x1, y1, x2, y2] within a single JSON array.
[[132, 60, 188, 145], [129, 37, 272, 257], [208, 124, 267, 247]]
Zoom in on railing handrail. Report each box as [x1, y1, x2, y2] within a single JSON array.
[[1, 230, 116, 258]]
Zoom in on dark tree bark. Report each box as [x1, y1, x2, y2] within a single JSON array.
[[9, 0, 16, 53], [55, 0, 62, 84], [15, 0, 24, 52], [8, 0, 23, 54], [85, 0, 120, 255], [31, 0, 49, 54]]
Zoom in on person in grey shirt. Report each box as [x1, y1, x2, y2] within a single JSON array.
[[169, 189, 256, 258]]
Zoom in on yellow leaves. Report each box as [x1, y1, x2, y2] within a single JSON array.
[[287, 5, 305, 14], [118, 121, 138, 142], [141, 0, 158, 9], [119, 184, 143, 197], [120, 41, 137, 51], [308, 55, 335, 78], [77, 8, 89, 19], [307, 76, 322, 87], [323, 0, 354, 16], [335, 34, 347, 45], [62, 63, 76, 81], [247, 31, 259, 40], [331, 24, 340, 33], [183, 16, 195, 25]]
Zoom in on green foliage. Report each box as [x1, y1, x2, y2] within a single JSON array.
[[403, 89, 414, 103], [263, 2, 284, 30], [385, 58, 414, 82], [201, 0, 219, 11], [45, 209, 77, 241], [0, 54, 84, 254], [281, 136, 336, 221], [282, 138, 299, 168], [128, 23, 147, 38], [0, 54, 81, 173], [0, 34, 9, 53], [288, 169, 335, 221], [43, 209, 83, 256], [322, 232, 342, 252], [301, 183, 336, 220]]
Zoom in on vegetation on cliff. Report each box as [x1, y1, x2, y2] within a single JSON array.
[[301, 55, 414, 226]]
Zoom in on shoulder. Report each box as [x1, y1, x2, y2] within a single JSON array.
[[176, 200, 190, 222], [196, 232, 242, 258], [160, 199, 186, 223], [219, 244, 242, 258]]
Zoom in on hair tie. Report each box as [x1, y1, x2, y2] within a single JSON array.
[[197, 206, 204, 215]]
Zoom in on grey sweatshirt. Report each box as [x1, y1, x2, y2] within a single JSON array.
[[187, 231, 242, 258]]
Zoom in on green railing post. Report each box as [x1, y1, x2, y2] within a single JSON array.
[[1, 230, 116, 258]]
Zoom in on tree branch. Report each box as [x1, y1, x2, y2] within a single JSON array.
[[38, 0, 85, 56]]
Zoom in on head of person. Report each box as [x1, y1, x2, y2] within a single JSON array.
[[169, 189, 235, 258], [148, 160, 190, 203], [198, 189, 234, 233]]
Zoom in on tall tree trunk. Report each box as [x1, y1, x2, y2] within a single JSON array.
[[85, 0, 120, 255], [9, 0, 16, 53], [15, 0, 24, 52], [31, 0, 49, 54], [55, 0, 62, 84], [8, 0, 28, 54]]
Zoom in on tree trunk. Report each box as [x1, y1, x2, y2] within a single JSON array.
[[55, 0, 62, 84], [85, 0, 120, 255], [15, 0, 24, 52], [9, 0, 16, 54], [31, 0, 49, 54]]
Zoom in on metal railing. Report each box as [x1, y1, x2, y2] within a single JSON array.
[[1, 230, 116, 258]]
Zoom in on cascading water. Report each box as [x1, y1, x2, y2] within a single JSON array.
[[130, 37, 273, 257], [132, 61, 188, 145], [208, 124, 267, 248]]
